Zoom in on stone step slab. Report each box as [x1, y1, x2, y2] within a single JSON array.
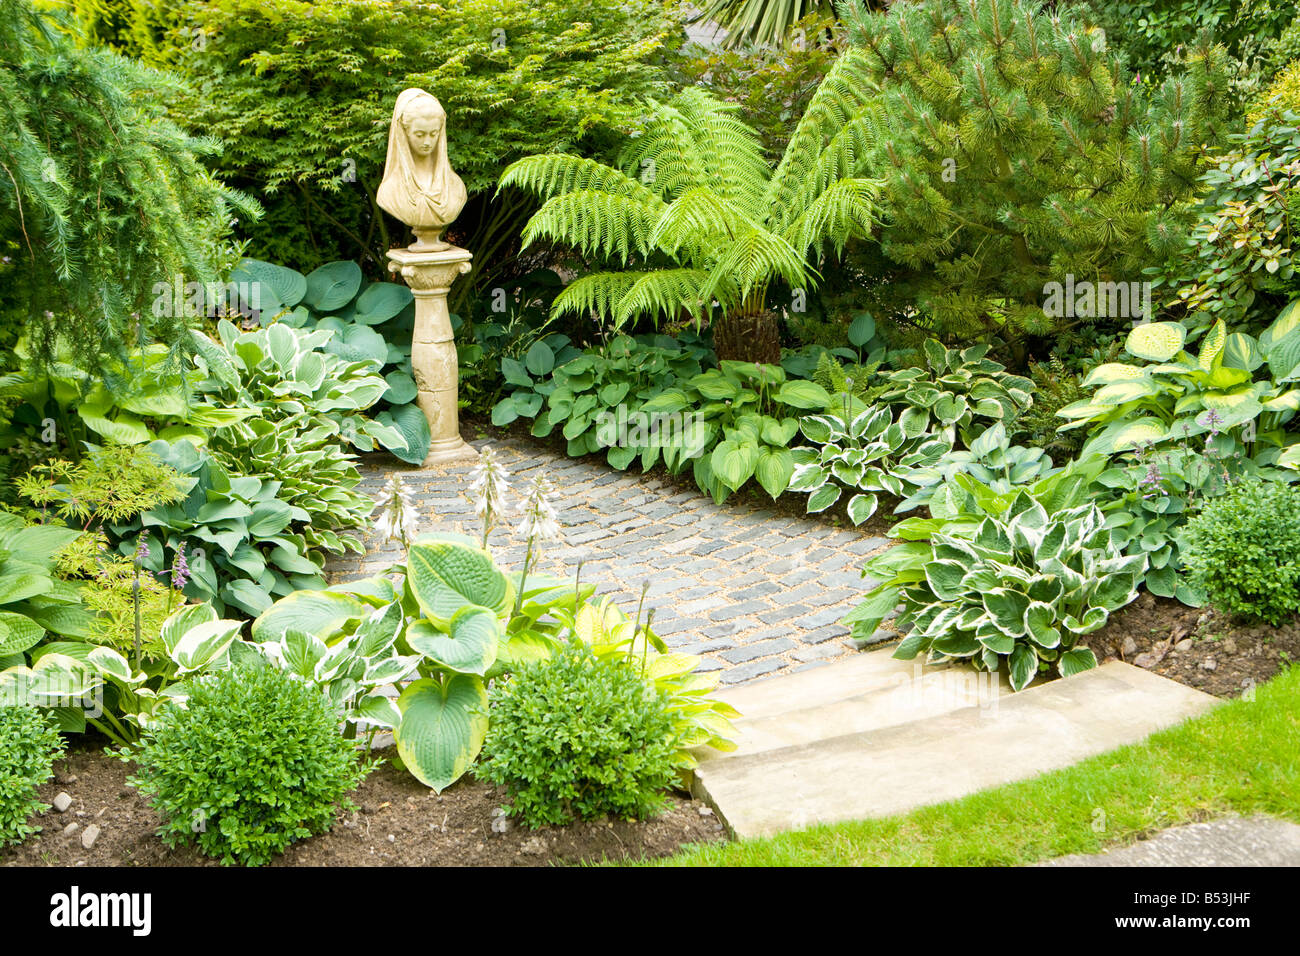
[[692, 660, 1218, 840]]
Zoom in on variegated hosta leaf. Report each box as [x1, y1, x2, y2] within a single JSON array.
[[171, 619, 243, 674], [355, 692, 402, 730]]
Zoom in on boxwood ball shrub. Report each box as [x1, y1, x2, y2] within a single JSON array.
[[127, 666, 369, 866], [1183, 480, 1300, 625], [0, 706, 65, 848], [479, 643, 684, 828]]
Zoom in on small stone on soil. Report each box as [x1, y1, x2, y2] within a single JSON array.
[[1175, 638, 1194, 652], [81, 824, 101, 850], [1201, 658, 1218, 671], [1121, 637, 1138, 658], [52, 792, 72, 813], [697, 806, 714, 816], [63, 823, 79, 836]]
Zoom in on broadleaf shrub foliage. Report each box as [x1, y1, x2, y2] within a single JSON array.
[[1183, 479, 1300, 624], [0, 706, 64, 847], [479, 642, 683, 828], [126, 665, 369, 865]]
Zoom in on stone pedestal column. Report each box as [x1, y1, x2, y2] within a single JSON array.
[[386, 245, 479, 465]]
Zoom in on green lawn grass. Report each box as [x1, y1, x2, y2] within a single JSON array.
[[647, 665, 1300, 866]]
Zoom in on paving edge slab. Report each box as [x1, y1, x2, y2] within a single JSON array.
[[1036, 815, 1300, 867]]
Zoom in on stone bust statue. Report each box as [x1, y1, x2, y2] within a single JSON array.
[[377, 88, 468, 252]]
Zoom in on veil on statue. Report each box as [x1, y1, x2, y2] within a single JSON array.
[[377, 88, 468, 252]]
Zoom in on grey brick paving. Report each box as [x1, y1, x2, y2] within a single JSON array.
[[326, 437, 897, 683]]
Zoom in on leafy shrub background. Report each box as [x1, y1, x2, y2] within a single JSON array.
[[1183, 479, 1300, 624], [158, 0, 684, 303], [127, 665, 368, 865], [0, 706, 64, 847], [479, 642, 683, 828]]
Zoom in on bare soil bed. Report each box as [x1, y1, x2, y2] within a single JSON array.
[[1, 743, 725, 867], [1083, 591, 1300, 699]]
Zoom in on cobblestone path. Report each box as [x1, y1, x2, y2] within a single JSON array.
[[326, 437, 894, 683]]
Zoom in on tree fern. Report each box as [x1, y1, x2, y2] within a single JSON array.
[[502, 84, 883, 359]]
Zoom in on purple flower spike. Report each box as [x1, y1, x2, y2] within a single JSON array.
[[172, 546, 191, 591]]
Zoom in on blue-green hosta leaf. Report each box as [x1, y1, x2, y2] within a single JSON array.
[[1023, 602, 1061, 648], [231, 258, 307, 311], [395, 675, 489, 792], [406, 538, 513, 628], [407, 607, 502, 677], [383, 370, 418, 405], [1008, 644, 1037, 691], [1058, 646, 1098, 678], [374, 404, 431, 465], [353, 280, 413, 325], [0, 571, 52, 606], [303, 260, 363, 313]]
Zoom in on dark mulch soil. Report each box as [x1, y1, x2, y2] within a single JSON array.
[[1, 744, 724, 868], [1082, 591, 1300, 699]]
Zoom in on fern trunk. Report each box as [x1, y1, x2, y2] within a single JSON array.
[[713, 294, 781, 365]]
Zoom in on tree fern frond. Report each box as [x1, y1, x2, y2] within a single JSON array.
[[700, 229, 809, 304], [551, 271, 641, 325], [520, 190, 665, 263], [767, 46, 879, 210], [665, 87, 771, 213], [612, 268, 713, 328], [649, 187, 748, 260], [772, 114, 877, 231], [782, 176, 882, 257], [498, 153, 660, 205]]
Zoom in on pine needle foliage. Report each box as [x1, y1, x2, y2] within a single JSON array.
[[838, 0, 1232, 354], [499, 64, 884, 335], [0, 0, 254, 375]]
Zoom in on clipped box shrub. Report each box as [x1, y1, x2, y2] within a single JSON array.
[[0, 706, 65, 848], [127, 665, 369, 865], [479, 642, 683, 828], [1183, 479, 1300, 625]]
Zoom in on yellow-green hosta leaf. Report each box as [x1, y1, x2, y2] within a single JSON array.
[[1093, 380, 1158, 405], [395, 675, 488, 792], [1198, 319, 1227, 370], [0, 611, 44, 655], [753, 446, 794, 499], [251, 589, 369, 642], [1080, 417, 1168, 458], [1125, 322, 1186, 362], [1081, 363, 1149, 387], [1055, 399, 1115, 420], [407, 606, 502, 677]]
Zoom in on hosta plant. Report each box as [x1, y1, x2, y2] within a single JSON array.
[[250, 535, 737, 790], [223, 259, 430, 462], [894, 423, 1055, 513], [790, 403, 949, 524], [198, 319, 407, 459], [0, 512, 87, 658], [1058, 312, 1300, 462], [0, 602, 247, 744], [640, 360, 832, 502], [848, 491, 1146, 691]]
